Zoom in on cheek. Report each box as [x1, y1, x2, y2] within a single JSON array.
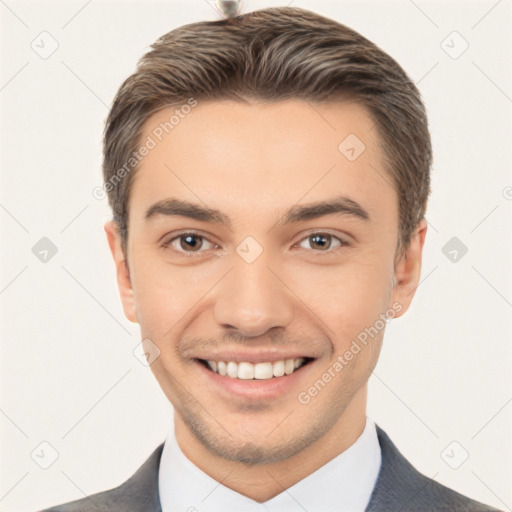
[[128, 252, 183, 330], [286, 253, 394, 343], [129, 250, 224, 332]]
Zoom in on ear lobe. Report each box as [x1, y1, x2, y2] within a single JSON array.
[[390, 218, 428, 318], [104, 221, 138, 323]]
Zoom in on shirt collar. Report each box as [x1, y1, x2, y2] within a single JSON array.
[[159, 416, 381, 512]]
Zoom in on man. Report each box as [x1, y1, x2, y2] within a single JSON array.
[[41, 5, 499, 512]]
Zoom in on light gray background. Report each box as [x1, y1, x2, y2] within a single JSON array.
[[1, 0, 511, 510]]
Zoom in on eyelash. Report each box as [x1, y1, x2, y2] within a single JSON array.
[[161, 231, 351, 255]]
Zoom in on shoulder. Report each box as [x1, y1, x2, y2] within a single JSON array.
[[39, 443, 164, 512], [366, 425, 500, 512]]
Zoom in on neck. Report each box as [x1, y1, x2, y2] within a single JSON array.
[[174, 384, 368, 502]]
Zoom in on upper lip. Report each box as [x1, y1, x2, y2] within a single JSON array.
[[195, 349, 317, 364]]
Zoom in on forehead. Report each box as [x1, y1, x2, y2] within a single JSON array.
[[130, 99, 395, 222]]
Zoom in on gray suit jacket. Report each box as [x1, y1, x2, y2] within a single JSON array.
[[40, 425, 500, 511]]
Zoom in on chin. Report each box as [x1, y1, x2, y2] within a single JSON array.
[[200, 437, 306, 465], [184, 408, 338, 466]]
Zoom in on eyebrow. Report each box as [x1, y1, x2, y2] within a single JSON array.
[[144, 196, 370, 228], [281, 197, 369, 225]]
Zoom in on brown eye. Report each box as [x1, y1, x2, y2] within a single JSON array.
[[298, 232, 347, 251], [179, 234, 203, 251], [163, 232, 215, 253], [309, 234, 331, 250]]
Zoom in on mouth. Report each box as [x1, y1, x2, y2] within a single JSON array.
[[197, 357, 314, 380]]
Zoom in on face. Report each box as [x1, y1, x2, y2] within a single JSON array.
[[106, 99, 426, 465]]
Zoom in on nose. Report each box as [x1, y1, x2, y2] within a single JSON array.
[[213, 256, 294, 338]]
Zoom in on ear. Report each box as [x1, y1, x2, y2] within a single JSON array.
[[390, 218, 428, 318], [104, 221, 138, 323]]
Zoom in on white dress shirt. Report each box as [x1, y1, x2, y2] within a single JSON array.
[[159, 416, 381, 512]]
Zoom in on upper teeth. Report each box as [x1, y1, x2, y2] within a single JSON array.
[[206, 358, 305, 380]]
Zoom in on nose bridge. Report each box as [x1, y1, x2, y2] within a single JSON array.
[[213, 250, 294, 336]]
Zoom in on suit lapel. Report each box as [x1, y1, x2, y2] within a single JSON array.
[[365, 425, 430, 511], [113, 443, 164, 512]]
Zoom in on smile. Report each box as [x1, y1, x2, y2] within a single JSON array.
[[200, 358, 311, 380]]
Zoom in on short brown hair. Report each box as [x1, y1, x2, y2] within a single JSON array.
[[103, 6, 431, 255]]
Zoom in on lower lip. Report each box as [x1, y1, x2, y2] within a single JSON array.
[[195, 360, 313, 400]]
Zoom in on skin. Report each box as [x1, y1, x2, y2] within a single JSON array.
[[105, 99, 427, 502]]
